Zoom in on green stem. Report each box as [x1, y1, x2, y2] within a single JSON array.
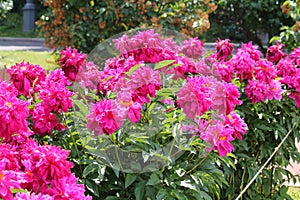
[[186, 154, 208, 175]]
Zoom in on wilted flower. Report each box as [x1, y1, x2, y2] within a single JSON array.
[[266, 42, 287, 63], [59, 47, 87, 81], [214, 38, 234, 61]]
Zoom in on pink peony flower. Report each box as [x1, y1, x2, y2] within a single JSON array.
[[0, 166, 22, 200], [0, 82, 30, 140], [245, 80, 268, 103], [179, 37, 204, 59], [76, 61, 100, 90], [213, 61, 234, 82], [7, 61, 47, 97], [59, 47, 87, 81], [30, 104, 63, 136], [224, 82, 242, 114], [225, 112, 247, 140], [0, 143, 20, 171], [237, 41, 262, 61], [265, 80, 283, 101], [39, 69, 73, 113], [229, 51, 255, 81], [113, 29, 177, 55], [86, 99, 125, 135], [200, 123, 234, 157], [289, 46, 300, 66], [14, 192, 54, 200], [266, 42, 287, 63], [177, 76, 212, 119], [254, 59, 276, 83], [275, 58, 297, 77], [214, 38, 234, 61], [289, 92, 300, 108]]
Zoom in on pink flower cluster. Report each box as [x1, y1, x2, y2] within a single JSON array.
[[0, 138, 91, 200], [7, 61, 47, 97], [84, 30, 251, 157], [0, 67, 90, 199], [0, 81, 30, 140]]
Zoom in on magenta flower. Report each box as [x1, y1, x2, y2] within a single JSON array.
[[237, 41, 262, 61], [289, 92, 300, 108], [200, 123, 234, 157], [213, 61, 234, 82], [7, 61, 47, 97], [266, 42, 287, 63], [225, 112, 247, 140], [245, 80, 268, 103], [39, 69, 73, 113], [30, 104, 63, 136], [87, 99, 125, 135], [254, 59, 276, 83], [275, 58, 297, 77], [214, 38, 234, 61], [59, 47, 87, 81], [179, 37, 204, 59], [229, 51, 255, 81], [265, 80, 283, 101], [224, 82, 242, 114], [14, 192, 54, 200], [177, 76, 212, 119], [0, 82, 30, 140], [0, 169, 21, 200], [113, 29, 177, 55], [0, 143, 20, 171], [289, 46, 300, 66], [76, 61, 100, 90]]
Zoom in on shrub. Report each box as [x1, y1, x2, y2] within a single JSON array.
[[37, 0, 217, 53]]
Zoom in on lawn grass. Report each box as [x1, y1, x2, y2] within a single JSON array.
[[288, 187, 300, 199], [0, 51, 59, 71]]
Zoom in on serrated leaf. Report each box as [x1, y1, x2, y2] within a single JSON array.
[[125, 174, 137, 188]]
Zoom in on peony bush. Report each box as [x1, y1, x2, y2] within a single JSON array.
[[1, 29, 300, 199]]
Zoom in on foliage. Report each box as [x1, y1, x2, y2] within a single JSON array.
[[270, 0, 300, 52], [201, 0, 293, 51], [37, 0, 217, 53], [0, 0, 13, 20], [1, 28, 300, 200]]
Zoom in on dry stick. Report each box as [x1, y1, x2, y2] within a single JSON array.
[[235, 122, 297, 200]]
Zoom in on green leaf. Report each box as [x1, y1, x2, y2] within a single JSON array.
[[73, 99, 89, 116], [83, 163, 97, 177], [134, 181, 145, 200], [125, 174, 137, 188], [85, 179, 100, 197], [146, 173, 161, 185], [124, 64, 142, 76], [154, 60, 176, 70], [156, 189, 168, 200]]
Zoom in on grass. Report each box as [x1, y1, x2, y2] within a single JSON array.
[[0, 51, 59, 71], [288, 187, 300, 199]]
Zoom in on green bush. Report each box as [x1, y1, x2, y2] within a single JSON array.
[[271, 0, 300, 52], [37, 0, 217, 53]]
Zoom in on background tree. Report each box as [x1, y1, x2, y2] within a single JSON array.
[[37, 0, 217, 53], [201, 0, 293, 51]]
